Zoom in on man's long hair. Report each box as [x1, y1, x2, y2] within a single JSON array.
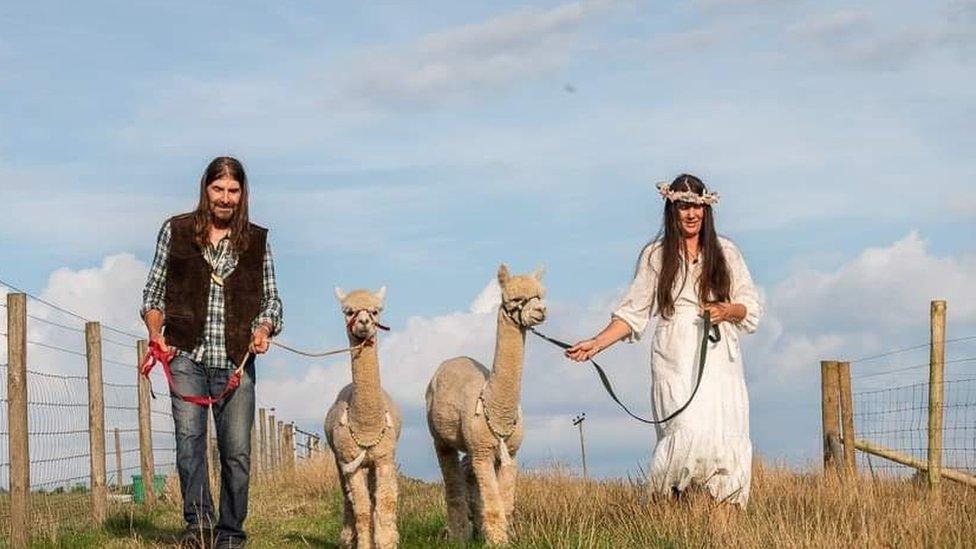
[[192, 156, 251, 252], [649, 173, 731, 319]]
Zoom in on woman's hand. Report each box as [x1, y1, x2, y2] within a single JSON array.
[[702, 301, 744, 324], [565, 338, 602, 362]]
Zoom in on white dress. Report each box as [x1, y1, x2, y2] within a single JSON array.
[[613, 237, 762, 507]]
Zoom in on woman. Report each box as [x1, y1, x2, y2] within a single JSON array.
[[566, 173, 762, 506]]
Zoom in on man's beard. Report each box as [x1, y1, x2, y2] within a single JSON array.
[[210, 204, 236, 226]]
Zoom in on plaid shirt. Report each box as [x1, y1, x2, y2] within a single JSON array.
[[141, 220, 284, 369]]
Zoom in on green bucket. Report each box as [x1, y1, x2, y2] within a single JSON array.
[[132, 474, 166, 503]]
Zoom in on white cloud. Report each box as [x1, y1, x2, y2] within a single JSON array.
[[784, 4, 976, 71], [40, 254, 149, 335], [787, 9, 871, 40], [1, 254, 148, 375], [744, 230, 976, 402], [469, 278, 501, 314], [770, 231, 974, 334], [333, 0, 619, 107], [694, 0, 797, 9], [947, 191, 976, 216]]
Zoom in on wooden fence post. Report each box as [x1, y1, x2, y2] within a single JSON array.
[[258, 407, 267, 474], [284, 423, 295, 472], [7, 293, 30, 548], [85, 322, 107, 524], [928, 300, 946, 491], [250, 416, 259, 478], [306, 433, 312, 460], [820, 360, 842, 472], [114, 428, 123, 491], [268, 414, 277, 471], [837, 361, 856, 475], [136, 339, 157, 506], [277, 420, 285, 472]]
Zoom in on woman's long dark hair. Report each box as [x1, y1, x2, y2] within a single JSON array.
[[648, 173, 731, 319], [192, 156, 251, 252]]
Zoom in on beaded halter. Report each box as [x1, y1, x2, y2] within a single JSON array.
[[656, 181, 720, 205]]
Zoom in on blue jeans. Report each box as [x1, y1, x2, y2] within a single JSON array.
[[170, 355, 255, 542]]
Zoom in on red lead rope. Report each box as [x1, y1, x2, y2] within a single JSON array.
[[139, 340, 248, 407]]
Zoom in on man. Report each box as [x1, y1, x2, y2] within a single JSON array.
[[141, 156, 283, 548]]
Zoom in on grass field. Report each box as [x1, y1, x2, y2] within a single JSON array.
[[10, 455, 976, 548]]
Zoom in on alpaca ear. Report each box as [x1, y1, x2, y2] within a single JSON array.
[[374, 286, 387, 301], [497, 264, 510, 286], [532, 265, 546, 281], [333, 286, 347, 302]]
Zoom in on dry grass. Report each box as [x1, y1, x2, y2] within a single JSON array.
[[19, 456, 976, 547], [509, 461, 976, 548]]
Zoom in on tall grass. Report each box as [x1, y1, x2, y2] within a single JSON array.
[[22, 455, 976, 547]]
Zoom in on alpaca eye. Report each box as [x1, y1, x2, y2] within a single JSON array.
[[371, 309, 379, 315]]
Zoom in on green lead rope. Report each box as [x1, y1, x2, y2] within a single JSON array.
[[528, 311, 720, 425]]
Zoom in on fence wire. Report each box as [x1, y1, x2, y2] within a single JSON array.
[[852, 333, 976, 479], [2, 287, 317, 543], [0, 292, 179, 538]]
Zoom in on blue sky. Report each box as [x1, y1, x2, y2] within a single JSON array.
[[1, 1, 974, 480]]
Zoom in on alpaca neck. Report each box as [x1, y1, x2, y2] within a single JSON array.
[[484, 308, 525, 426], [348, 335, 385, 432]]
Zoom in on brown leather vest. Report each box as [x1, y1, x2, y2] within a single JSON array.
[[164, 213, 267, 366]]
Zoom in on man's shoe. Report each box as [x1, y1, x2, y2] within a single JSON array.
[[214, 535, 247, 549], [180, 524, 215, 549]]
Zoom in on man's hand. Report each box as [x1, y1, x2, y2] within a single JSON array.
[[249, 324, 272, 354], [149, 332, 170, 354]]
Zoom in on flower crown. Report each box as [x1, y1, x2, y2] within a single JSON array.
[[656, 181, 720, 205]]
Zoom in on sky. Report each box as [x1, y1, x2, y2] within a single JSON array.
[[1, 0, 974, 481]]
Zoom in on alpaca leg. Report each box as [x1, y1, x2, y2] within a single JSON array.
[[345, 467, 375, 549], [372, 459, 399, 549], [435, 445, 470, 540], [335, 456, 356, 547], [497, 457, 518, 536], [471, 455, 507, 545], [462, 455, 483, 539]]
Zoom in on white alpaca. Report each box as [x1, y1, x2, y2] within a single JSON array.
[[425, 265, 547, 545], [324, 287, 402, 549]]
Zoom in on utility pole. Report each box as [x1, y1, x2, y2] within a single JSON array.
[[573, 413, 587, 479]]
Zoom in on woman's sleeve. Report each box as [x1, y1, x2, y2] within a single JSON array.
[[611, 245, 660, 342], [726, 242, 763, 334]]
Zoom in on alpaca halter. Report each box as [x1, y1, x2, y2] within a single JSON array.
[[501, 295, 543, 328], [656, 181, 720, 206], [344, 308, 390, 346]]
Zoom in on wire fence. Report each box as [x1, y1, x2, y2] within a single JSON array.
[[0, 285, 328, 544], [0, 286, 180, 538], [848, 313, 976, 479]]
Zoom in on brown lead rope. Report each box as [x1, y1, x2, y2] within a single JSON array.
[[270, 313, 390, 358], [271, 340, 368, 358], [528, 311, 721, 425]]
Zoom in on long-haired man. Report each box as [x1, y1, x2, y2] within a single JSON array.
[[141, 156, 283, 548]]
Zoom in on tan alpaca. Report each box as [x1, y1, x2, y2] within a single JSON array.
[[324, 287, 402, 549], [425, 265, 547, 545]]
